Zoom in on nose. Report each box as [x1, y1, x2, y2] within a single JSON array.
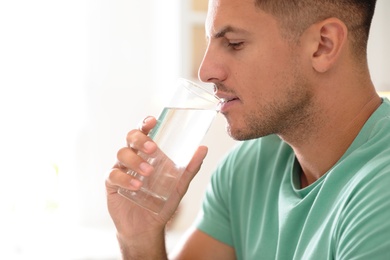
[[198, 43, 227, 84]]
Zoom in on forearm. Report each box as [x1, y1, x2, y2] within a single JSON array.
[[117, 229, 168, 260]]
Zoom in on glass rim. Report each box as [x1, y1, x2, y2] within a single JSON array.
[[178, 78, 220, 105]]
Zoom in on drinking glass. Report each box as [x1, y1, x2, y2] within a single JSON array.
[[118, 78, 220, 214]]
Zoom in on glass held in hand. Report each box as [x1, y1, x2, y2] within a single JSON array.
[[118, 78, 220, 214]]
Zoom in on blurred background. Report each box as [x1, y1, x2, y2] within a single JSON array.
[[0, 0, 388, 259]]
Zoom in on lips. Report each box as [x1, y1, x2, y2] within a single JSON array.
[[217, 96, 240, 112], [220, 97, 239, 103], [213, 84, 240, 112]]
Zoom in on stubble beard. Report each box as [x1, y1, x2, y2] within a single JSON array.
[[225, 69, 317, 142]]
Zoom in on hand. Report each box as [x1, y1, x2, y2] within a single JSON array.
[[105, 116, 208, 255]]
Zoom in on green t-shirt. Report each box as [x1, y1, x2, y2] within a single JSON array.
[[196, 98, 390, 259]]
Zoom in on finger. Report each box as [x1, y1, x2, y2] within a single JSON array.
[[126, 129, 157, 154], [186, 145, 208, 175], [138, 116, 157, 133], [106, 167, 143, 193], [177, 146, 208, 194], [116, 147, 154, 176]]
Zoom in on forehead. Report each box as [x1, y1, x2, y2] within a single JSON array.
[[205, 0, 273, 38]]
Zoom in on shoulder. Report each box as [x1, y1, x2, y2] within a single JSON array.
[[335, 162, 390, 258], [333, 101, 390, 257]]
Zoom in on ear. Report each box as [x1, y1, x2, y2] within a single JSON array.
[[311, 18, 348, 73]]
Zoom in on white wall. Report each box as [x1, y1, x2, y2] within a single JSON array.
[[368, 0, 390, 91], [0, 0, 184, 258], [78, 0, 176, 227]]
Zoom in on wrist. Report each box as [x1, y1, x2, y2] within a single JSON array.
[[117, 229, 168, 260]]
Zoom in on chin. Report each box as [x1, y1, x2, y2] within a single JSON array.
[[226, 121, 271, 141], [226, 126, 255, 141], [223, 114, 263, 140]]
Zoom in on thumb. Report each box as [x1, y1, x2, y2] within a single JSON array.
[[177, 146, 208, 195], [186, 146, 208, 175]]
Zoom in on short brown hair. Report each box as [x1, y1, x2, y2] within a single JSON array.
[[255, 0, 377, 58]]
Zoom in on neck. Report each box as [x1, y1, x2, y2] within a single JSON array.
[[284, 91, 382, 188]]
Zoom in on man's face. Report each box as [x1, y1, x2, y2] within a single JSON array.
[[199, 0, 315, 140]]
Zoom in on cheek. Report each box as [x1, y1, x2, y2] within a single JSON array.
[[246, 48, 288, 82], [243, 63, 286, 101]]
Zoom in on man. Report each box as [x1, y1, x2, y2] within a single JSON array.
[[106, 0, 390, 259]]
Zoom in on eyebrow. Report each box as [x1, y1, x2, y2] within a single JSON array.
[[212, 25, 249, 39]]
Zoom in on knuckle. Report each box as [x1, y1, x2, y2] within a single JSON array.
[[117, 147, 130, 160], [126, 129, 140, 143], [126, 129, 146, 149], [105, 168, 121, 187]]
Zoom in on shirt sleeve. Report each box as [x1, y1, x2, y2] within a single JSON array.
[[194, 147, 237, 247]]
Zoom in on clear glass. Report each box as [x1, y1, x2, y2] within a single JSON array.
[[118, 79, 220, 214]]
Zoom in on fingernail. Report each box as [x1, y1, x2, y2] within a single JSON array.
[[130, 178, 142, 188], [143, 141, 155, 151], [143, 116, 153, 124], [139, 162, 153, 175]]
